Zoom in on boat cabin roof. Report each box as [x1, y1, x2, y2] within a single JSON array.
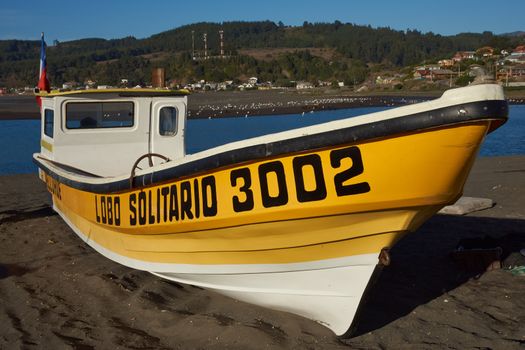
[[35, 88, 190, 99]]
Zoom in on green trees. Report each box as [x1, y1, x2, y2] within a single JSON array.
[[0, 21, 522, 88], [456, 75, 475, 86]]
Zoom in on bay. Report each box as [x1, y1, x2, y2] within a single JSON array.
[[0, 105, 523, 175]]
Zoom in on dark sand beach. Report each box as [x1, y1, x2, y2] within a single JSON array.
[[0, 156, 524, 349]]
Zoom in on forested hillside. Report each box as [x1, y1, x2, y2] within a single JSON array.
[[0, 21, 521, 87]]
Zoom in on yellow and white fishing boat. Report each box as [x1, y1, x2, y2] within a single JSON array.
[[34, 84, 507, 335]]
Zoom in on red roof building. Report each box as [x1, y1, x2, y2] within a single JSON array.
[[453, 51, 476, 62]]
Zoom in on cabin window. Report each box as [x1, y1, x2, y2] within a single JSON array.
[[44, 109, 54, 138], [159, 106, 177, 136], [66, 102, 134, 129]]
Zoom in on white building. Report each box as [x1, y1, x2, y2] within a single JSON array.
[[296, 81, 314, 89]]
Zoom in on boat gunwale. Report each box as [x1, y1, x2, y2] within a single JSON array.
[[34, 98, 508, 194]]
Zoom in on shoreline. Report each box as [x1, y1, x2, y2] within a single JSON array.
[[0, 155, 524, 348], [1, 89, 524, 120]]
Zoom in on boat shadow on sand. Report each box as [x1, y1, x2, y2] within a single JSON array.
[[0, 205, 56, 225], [347, 214, 525, 338]]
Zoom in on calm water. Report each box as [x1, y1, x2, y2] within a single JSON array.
[[1, 105, 523, 175]]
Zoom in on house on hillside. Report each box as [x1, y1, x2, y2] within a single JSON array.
[[413, 69, 428, 79], [438, 59, 454, 67], [505, 46, 525, 64], [84, 80, 96, 89], [432, 69, 455, 80], [239, 83, 256, 90], [476, 46, 494, 58], [296, 81, 314, 89], [497, 65, 525, 82], [204, 82, 218, 91], [413, 65, 440, 79], [513, 45, 525, 54], [507, 54, 525, 64], [414, 67, 454, 81], [375, 76, 402, 86], [453, 51, 476, 62], [217, 81, 234, 91], [415, 64, 440, 71], [62, 81, 79, 90], [258, 81, 273, 90]]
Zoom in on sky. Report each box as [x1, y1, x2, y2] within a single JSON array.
[[1, 0, 523, 42]]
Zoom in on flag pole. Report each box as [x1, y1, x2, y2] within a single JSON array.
[[36, 31, 51, 106], [39, 32, 44, 79]]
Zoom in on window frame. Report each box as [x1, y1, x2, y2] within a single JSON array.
[[64, 101, 135, 130], [43, 108, 54, 138], [158, 106, 179, 137]]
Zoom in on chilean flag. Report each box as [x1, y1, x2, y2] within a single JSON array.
[[36, 32, 50, 106]]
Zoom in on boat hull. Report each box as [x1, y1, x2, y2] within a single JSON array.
[[54, 202, 382, 335], [38, 118, 498, 334], [43, 121, 491, 264]]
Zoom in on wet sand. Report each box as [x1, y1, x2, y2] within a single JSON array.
[[0, 156, 524, 349]]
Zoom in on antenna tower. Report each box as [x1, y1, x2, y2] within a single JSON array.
[[191, 30, 195, 60], [203, 33, 208, 59], [219, 30, 224, 58]]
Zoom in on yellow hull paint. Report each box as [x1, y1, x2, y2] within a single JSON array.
[[41, 139, 53, 152], [45, 121, 491, 266]]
